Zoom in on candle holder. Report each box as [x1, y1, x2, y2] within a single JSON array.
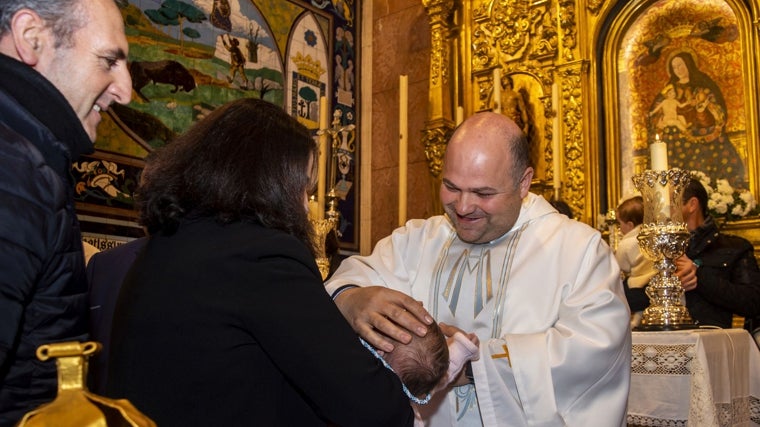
[[311, 109, 354, 280], [632, 169, 697, 330], [603, 209, 620, 252], [18, 341, 155, 426], [311, 219, 337, 280], [311, 189, 341, 280]]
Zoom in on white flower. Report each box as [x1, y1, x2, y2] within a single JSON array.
[[715, 179, 733, 195], [692, 170, 711, 186], [709, 192, 723, 204], [740, 190, 755, 207], [690, 170, 757, 220]]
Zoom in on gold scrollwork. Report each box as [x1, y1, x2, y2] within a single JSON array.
[[586, 0, 604, 15], [472, 36, 495, 69], [531, 8, 559, 60], [429, 28, 445, 86], [423, 124, 454, 178], [422, 0, 455, 17], [558, 0, 577, 61], [558, 64, 585, 212], [475, 72, 497, 112], [423, 121, 454, 214], [540, 94, 556, 184], [501, 61, 553, 89], [485, 2, 534, 58]]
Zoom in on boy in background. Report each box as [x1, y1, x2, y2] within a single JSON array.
[[615, 195, 656, 327]]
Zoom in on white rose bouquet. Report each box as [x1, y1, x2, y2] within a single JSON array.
[[690, 171, 758, 221]]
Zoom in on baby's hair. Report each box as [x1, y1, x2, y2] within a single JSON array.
[[385, 322, 449, 397], [617, 195, 644, 226]]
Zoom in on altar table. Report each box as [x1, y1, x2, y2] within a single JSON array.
[[628, 328, 760, 426]]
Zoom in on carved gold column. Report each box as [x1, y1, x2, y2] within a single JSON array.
[[555, 60, 588, 218], [422, 0, 456, 213]]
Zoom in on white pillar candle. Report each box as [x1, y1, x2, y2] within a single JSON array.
[[552, 139, 562, 190], [650, 135, 668, 171], [308, 196, 320, 220], [552, 83, 561, 192], [399, 75, 408, 226], [316, 96, 329, 220], [492, 68, 502, 114], [650, 135, 671, 220]]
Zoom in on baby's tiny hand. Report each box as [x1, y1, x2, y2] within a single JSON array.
[[465, 333, 480, 347]]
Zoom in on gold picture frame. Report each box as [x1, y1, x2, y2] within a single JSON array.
[[602, 0, 759, 205]]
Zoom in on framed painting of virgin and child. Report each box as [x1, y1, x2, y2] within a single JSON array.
[[603, 0, 758, 202]]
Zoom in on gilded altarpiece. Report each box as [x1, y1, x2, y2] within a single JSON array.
[[422, 0, 760, 239]]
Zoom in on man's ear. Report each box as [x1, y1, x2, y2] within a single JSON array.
[[684, 196, 698, 213], [519, 167, 534, 197], [9, 9, 48, 66]]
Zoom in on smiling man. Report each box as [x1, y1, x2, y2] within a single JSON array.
[[0, 0, 131, 423], [326, 112, 631, 426]]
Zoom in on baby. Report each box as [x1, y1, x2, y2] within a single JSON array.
[[361, 322, 480, 424], [650, 85, 690, 132]]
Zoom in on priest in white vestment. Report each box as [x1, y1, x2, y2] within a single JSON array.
[[325, 112, 631, 426]]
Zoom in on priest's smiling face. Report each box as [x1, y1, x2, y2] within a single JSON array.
[[440, 112, 533, 244]]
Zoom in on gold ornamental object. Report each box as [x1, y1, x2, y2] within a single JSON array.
[[313, 217, 337, 280], [603, 209, 621, 252], [312, 188, 340, 280], [17, 341, 156, 427], [632, 169, 697, 331], [311, 108, 353, 280]]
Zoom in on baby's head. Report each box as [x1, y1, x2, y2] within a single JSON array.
[[384, 322, 449, 399], [616, 195, 645, 234], [662, 84, 676, 98]]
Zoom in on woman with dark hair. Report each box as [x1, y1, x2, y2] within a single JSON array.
[[648, 51, 745, 186], [105, 98, 414, 426]]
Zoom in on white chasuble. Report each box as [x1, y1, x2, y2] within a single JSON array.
[[326, 194, 632, 427]]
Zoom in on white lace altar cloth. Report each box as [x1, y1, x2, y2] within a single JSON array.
[[628, 328, 760, 427]]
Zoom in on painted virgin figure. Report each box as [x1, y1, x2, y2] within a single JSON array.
[[648, 51, 746, 186]]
